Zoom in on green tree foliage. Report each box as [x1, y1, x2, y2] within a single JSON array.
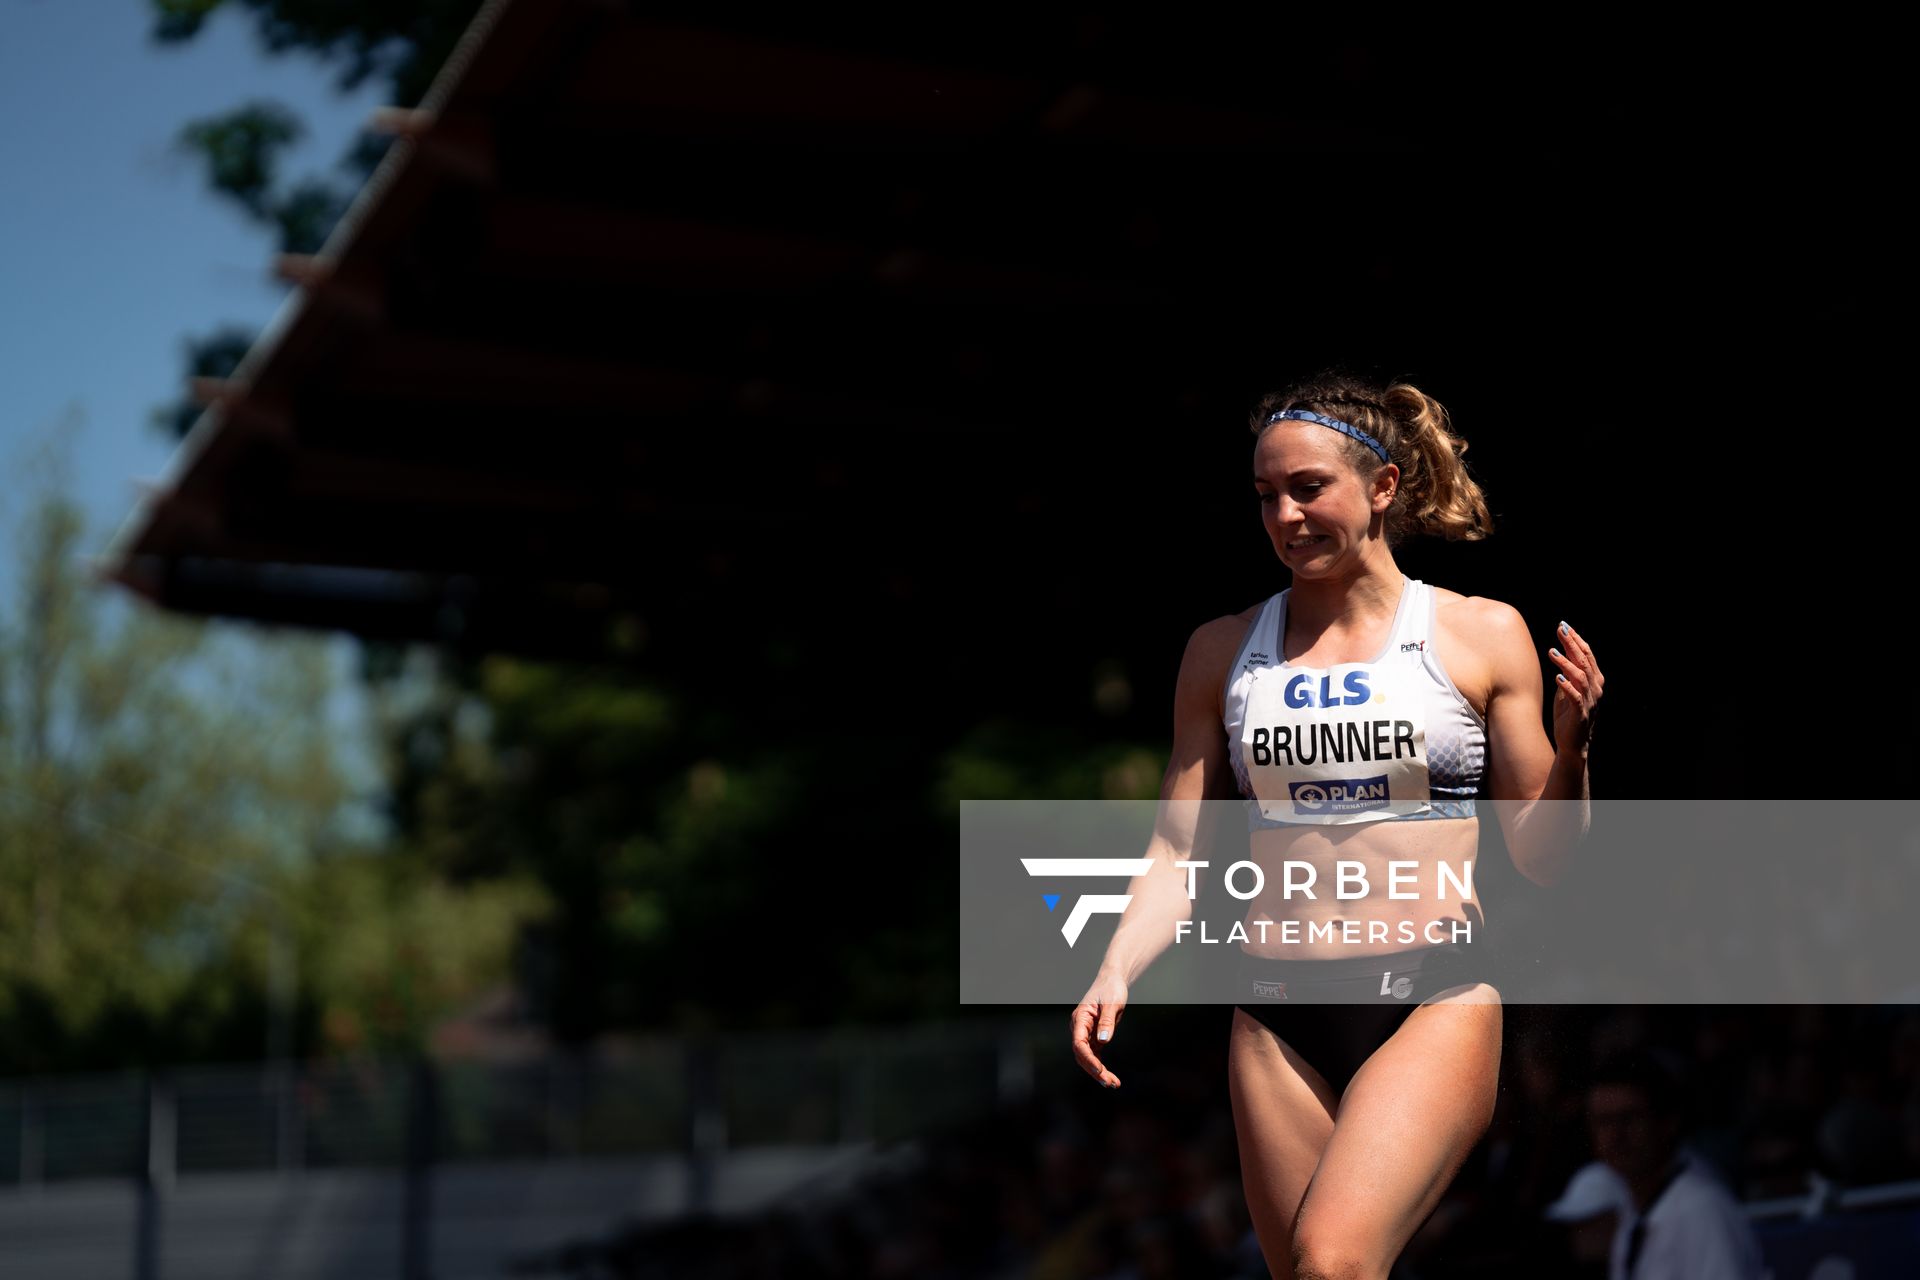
[[150, 325, 256, 441], [169, 104, 353, 256], [0, 464, 543, 1072], [349, 644, 1163, 1039], [357, 651, 779, 1038], [148, 0, 483, 438], [151, 0, 485, 247], [351, 644, 991, 1036], [152, 0, 486, 104], [177, 100, 303, 220]]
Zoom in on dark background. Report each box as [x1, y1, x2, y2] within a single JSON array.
[[102, 2, 1914, 1041]]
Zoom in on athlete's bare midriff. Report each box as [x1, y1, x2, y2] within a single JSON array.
[[1238, 816, 1483, 959]]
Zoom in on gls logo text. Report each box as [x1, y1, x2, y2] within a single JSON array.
[[1284, 672, 1371, 708], [1021, 858, 1153, 947]]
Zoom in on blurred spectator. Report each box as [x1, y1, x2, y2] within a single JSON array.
[[1544, 1159, 1634, 1279], [1587, 1049, 1765, 1280], [541, 1003, 1920, 1276], [1738, 1103, 1819, 1199], [1816, 1020, 1906, 1185]]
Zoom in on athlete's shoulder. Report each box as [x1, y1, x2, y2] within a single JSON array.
[[1228, 595, 1272, 630], [1431, 587, 1531, 646], [1187, 603, 1261, 660], [1178, 601, 1268, 689], [1432, 589, 1539, 692]]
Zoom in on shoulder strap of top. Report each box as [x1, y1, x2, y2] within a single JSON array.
[[1395, 577, 1430, 646], [1221, 591, 1283, 710], [1267, 588, 1288, 663]]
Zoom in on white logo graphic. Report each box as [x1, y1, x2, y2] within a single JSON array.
[[1021, 858, 1154, 947], [1380, 971, 1413, 999]]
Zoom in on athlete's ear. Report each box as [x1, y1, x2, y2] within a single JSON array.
[[1373, 463, 1400, 511]]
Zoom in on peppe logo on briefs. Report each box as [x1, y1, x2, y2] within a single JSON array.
[[1289, 775, 1390, 815], [1251, 979, 1288, 1000]]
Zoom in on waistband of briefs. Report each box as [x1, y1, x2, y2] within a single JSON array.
[[1236, 938, 1482, 987]]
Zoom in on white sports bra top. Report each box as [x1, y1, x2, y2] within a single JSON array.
[[1222, 577, 1486, 828]]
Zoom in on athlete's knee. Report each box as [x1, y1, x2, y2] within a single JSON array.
[[1290, 1217, 1388, 1280], [1289, 1251, 1384, 1280], [1289, 1249, 1380, 1280]]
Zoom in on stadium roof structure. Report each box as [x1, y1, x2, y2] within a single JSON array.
[[99, 2, 1550, 669]]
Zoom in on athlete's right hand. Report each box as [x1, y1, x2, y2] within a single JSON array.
[[1071, 969, 1130, 1088]]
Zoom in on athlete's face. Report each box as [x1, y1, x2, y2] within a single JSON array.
[[1251, 421, 1397, 573]]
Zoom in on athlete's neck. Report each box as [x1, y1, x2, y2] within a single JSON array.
[[1285, 560, 1407, 645]]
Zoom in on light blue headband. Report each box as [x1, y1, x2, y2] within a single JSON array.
[[1264, 408, 1391, 464]]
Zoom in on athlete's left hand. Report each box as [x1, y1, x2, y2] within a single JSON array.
[[1548, 620, 1602, 755]]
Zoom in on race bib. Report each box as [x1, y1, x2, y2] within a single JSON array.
[[1239, 659, 1432, 825]]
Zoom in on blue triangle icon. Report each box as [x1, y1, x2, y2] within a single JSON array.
[[1042, 893, 1061, 913]]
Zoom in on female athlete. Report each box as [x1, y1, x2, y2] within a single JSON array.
[[1069, 371, 1601, 1278]]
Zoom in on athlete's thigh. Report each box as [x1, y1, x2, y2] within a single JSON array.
[[1227, 1008, 1341, 1276], [1291, 986, 1503, 1270]]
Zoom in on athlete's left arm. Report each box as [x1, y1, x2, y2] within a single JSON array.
[[1476, 603, 1601, 887]]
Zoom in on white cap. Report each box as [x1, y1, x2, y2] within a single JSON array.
[[1544, 1160, 1633, 1223]]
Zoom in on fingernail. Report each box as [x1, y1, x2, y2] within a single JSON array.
[[1558, 621, 1569, 636], [1557, 674, 1567, 683], [1550, 647, 1562, 659], [1097, 1029, 1110, 1042]]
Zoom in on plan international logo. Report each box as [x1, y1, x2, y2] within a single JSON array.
[[1020, 858, 1152, 946], [1290, 774, 1391, 815]]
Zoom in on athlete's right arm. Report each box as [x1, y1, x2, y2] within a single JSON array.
[[1070, 614, 1246, 1088]]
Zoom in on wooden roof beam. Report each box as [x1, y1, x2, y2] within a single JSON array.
[[328, 336, 723, 412], [272, 254, 387, 326], [311, 337, 987, 431], [473, 198, 1162, 306], [367, 106, 496, 185], [185, 380, 296, 443]]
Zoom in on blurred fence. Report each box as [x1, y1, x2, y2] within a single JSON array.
[[0, 1016, 1061, 1280], [3, 1019, 1919, 1278], [0, 1018, 1055, 1188]]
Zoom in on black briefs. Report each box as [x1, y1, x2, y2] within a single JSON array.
[[1233, 938, 1496, 1094]]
